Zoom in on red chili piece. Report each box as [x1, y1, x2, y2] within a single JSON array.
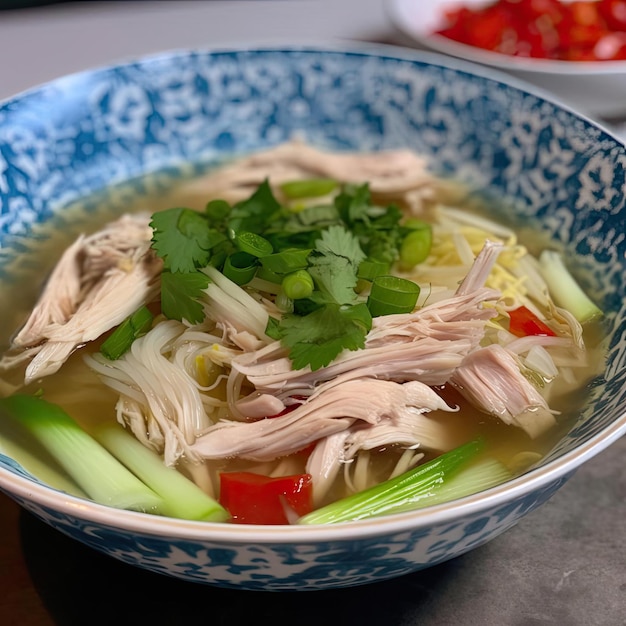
[[435, 0, 626, 60], [219, 471, 314, 525], [509, 305, 556, 337]]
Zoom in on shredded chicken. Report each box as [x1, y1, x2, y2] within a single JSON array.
[[0, 213, 161, 384], [179, 140, 442, 215], [191, 378, 457, 462], [80, 240, 507, 465], [228, 242, 504, 404], [450, 344, 557, 438], [305, 404, 456, 505], [85, 320, 213, 466]]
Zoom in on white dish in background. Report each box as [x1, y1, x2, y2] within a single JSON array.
[[387, 0, 626, 119]]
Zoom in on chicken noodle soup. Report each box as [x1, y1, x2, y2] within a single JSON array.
[[0, 142, 606, 525]]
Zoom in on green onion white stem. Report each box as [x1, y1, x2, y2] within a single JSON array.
[[298, 437, 490, 525], [0, 394, 164, 513], [400, 457, 512, 510], [93, 421, 229, 522], [539, 250, 602, 323]]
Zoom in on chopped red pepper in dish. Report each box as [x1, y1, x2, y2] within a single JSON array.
[[509, 305, 556, 337], [219, 471, 314, 525], [435, 0, 626, 61]]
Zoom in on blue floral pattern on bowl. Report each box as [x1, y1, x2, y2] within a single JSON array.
[[0, 46, 624, 590]]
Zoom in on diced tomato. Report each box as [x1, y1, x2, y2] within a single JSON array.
[[508, 305, 556, 337], [599, 0, 626, 31], [219, 471, 314, 525], [434, 0, 626, 61], [594, 32, 626, 60]]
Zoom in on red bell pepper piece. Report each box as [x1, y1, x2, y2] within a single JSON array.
[[219, 471, 314, 525], [509, 305, 556, 338]]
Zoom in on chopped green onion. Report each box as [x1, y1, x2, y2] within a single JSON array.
[[92, 422, 229, 522], [367, 275, 420, 317], [298, 438, 485, 524], [399, 223, 432, 269], [404, 218, 430, 229], [282, 270, 315, 300], [101, 305, 154, 360], [259, 249, 312, 274], [235, 231, 273, 257], [280, 178, 338, 199], [358, 259, 391, 282], [0, 395, 164, 513], [223, 251, 258, 285], [538, 249, 603, 323], [255, 264, 284, 284]]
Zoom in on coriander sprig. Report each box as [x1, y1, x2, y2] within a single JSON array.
[[148, 179, 431, 371]]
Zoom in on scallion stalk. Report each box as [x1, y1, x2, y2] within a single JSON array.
[[235, 231, 273, 257], [392, 457, 512, 511], [298, 438, 485, 525], [367, 275, 420, 317], [0, 394, 165, 513], [280, 178, 338, 199], [399, 223, 432, 269], [538, 249, 602, 323], [93, 421, 229, 522], [101, 305, 154, 360], [222, 251, 258, 285]]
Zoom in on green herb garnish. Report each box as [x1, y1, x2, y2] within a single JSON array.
[[297, 437, 510, 524], [101, 305, 154, 360], [149, 179, 427, 370]]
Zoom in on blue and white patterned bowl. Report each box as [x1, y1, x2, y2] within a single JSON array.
[[0, 45, 625, 591]]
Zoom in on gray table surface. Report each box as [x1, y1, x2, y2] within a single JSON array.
[[0, 2, 624, 625]]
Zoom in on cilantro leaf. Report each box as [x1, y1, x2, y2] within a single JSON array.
[[228, 179, 283, 236], [314, 224, 366, 262], [149, 178, 413, 372], [334, 183, 374, 224], [151, 208, 225, 273], [334, 184, 405, 263], [264, 315, 282, 340], [278, 303, 371, 370], [160, 270, 210, 324], [308, 225, 366, 305]]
